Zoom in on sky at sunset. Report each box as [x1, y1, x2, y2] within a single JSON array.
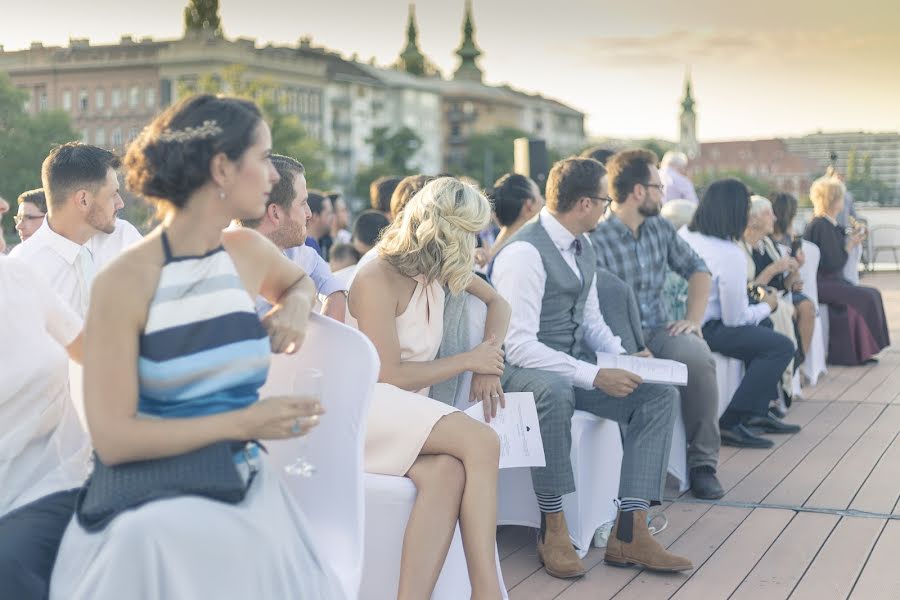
[[1, 0, 898, 141]]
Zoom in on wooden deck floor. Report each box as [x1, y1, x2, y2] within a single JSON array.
[[499, 272, 900, 600]]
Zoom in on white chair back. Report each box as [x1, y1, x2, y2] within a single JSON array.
[[798, 240, 821, 305], [259, 314, 380, 600]]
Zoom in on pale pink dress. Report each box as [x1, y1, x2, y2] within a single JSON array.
[[357, 274, 458, 476]]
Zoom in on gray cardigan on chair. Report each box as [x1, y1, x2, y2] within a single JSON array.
[[594, 267, 645, 355]]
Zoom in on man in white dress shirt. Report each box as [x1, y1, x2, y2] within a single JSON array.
[[493, 157, 691, 577], [238, 154, 348, 322], [659, 151, 699, 205], [10, 143, 143, 316]]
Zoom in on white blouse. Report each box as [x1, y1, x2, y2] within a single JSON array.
[[678, 228, 772, 327], [0, 257, 89, 516]]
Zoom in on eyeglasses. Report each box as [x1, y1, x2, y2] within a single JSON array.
[[14, 214, 45, 225], [643, 182, 665, 192], [587, 195, 612, 207]]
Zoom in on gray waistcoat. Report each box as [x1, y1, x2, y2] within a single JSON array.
[[503, 217, 596, 361]]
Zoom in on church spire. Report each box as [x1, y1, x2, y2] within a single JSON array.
[[679, 68, 699, 159], [398, 3, 426, 76], [453, 0, 483, 82]]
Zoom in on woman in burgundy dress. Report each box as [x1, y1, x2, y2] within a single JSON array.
[[803, 176, 889, 365]]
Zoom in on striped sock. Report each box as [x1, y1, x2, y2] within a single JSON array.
[[618, 497, 650, 513], [536, 493, 563, 514]]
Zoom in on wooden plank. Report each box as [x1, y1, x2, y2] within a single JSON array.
[[668, 508, 794, 600], [765, 403, 884, 506], [725, 402, 855, 504], [808, 364, 871, 401], [713, 400, 827, 496], [499, 542, 543, 590], [607, 506, 752, 599], [850, 427, 900, 515], [837, 360, 900, 403], [850, 520, 900, 599], [498, 525, 534, 560], [730, 512, 839, 600], [551, 501, 714, 600], [865, 360, 900, 404], [790, 517, 885, 600], [806, 405, 900, 509]]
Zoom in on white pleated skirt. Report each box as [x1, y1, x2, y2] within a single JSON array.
[[49, 456, 342, 600]]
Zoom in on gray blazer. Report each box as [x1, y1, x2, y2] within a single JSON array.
[[595, 267, 645, 355]]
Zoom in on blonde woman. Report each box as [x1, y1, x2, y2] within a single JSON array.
[[804, 176, 889, 365], [350, 177, 508, 600]]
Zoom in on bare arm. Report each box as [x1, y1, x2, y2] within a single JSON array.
[[321, 291, 348, 322]]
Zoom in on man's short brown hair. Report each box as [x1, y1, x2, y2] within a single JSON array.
[[17, 188, 48, 213], [606, 149, 659, 203], [545, 157, 607, 214]]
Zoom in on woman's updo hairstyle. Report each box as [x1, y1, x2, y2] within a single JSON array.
[[488, 173, 536, 226], [125, 94, 263, 210], [378, 177, 491, 295]]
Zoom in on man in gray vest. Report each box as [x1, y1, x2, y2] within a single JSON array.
[[493, 157, 692, 578]]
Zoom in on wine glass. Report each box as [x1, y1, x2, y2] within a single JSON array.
[[283, 367, 323, 478]]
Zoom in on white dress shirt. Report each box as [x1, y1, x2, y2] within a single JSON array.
[[492, 208, 625, 390], [678, 227, 771, 326], [660, 166, 699, 205], [9, 217, 143, 317], [0, 258, 89, 516]]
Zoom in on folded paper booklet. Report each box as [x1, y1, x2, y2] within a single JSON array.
[[464, 392, 546, 469], [595, 354, 689, 386]]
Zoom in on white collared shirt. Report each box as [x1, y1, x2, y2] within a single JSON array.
[[9, 217, 143, 316], [0, 258, 89, 516], [678, 227, 771, 326], [492, 208, 625, 390]]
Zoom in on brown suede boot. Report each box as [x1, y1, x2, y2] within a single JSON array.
[[604, 509, 693, 572], [537, 511, 586, 579]]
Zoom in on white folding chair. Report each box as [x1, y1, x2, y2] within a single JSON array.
[[797, 240, 828, 384], [458, 295, 622, 556], [259, 314, 379, 600], [361, 293, 507, 600]]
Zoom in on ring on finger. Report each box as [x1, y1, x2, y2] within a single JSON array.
[[291, 418, 302, 434], [490, 393, 500, 399]]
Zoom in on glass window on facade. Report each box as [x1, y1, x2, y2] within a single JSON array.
[[38, 92, 48, 112], [111, 128, 123, 147], [79, 89, 89, 112], [95, 89, 105, 110], [81, 128, 89, 143], [129, 86, 140, 108], [95, 128, 106, 146], [112, 88, 122, 109], [62, 90, 72, 111], [146, 86, 156, 109]]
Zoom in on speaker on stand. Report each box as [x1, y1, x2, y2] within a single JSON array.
[[514, 138, 549, 191]]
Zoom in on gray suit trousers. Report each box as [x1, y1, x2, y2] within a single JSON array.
[[502, 364, 678, 501], [644, 328, 721, 470]]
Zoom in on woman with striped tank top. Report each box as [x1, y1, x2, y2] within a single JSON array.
[[50, 95, 341, 598]]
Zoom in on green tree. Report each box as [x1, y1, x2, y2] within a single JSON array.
[[184, 0, 223, 36], [0, 73, 78, 245], [352, 127, 423, 199], [692, 169, 775, 199], [456, 127, 529, 187], [845, 152, 893, 205], [183, 65, 331, 189]]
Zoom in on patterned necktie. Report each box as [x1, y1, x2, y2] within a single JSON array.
[[75, 245, 96, 316], [571, 238, 582, 256]]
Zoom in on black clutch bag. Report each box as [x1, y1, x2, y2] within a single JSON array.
[[75, 440, 258, 532]]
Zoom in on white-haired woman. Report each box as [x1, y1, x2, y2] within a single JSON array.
[[349, 177, 508, 600], [659, 151, 699, 204], [804, 176, 889, 365]]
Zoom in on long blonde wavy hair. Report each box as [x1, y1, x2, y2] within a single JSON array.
[[377, 177, 491, 295]]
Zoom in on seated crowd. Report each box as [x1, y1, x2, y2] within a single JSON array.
[[0, 95, 890, 600]]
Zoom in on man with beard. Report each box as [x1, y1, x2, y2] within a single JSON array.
[[10, 143, 141, 317], [240, 154, 347, 322], [591, 149, 724, 499]]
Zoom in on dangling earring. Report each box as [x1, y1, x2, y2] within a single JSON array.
[[218, 189, 226, 200]]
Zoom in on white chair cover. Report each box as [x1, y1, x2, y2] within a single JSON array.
[[258, 314, 379, 600], [797, 240, 828, 385], [361, 474, 508, 600], [361, 294, 507, 599]]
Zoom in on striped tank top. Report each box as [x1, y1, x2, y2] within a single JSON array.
[[138, 231, 271, 418]]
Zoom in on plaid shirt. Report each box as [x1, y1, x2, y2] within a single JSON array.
[[590, 213, 709, 329]]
